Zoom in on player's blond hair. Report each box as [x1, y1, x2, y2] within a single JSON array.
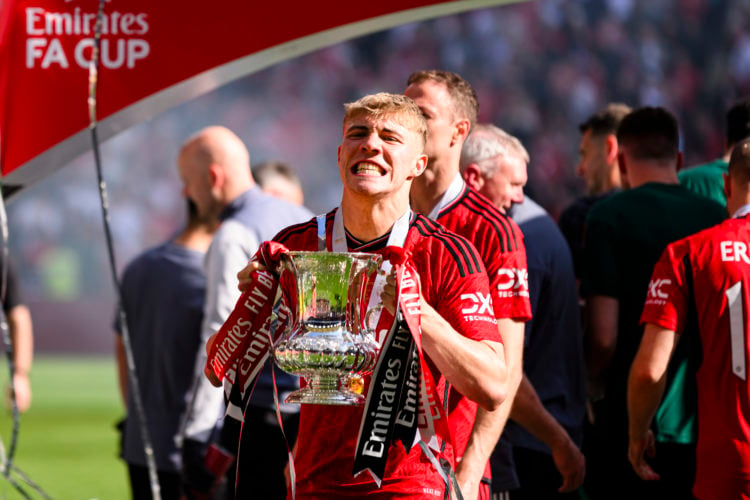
[[343, 93, 427, 148]]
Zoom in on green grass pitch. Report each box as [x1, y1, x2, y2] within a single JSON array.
[[0, 356, 128, 499]]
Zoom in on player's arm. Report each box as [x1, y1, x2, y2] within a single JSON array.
[[7, 304, 33, 412], [510, 375, 585, 491], [584, 295, 618, 386], [420, 299, 507, 411], [627, 323, 677, 481], [581, 208, 620, 395], [456, 317, 524, 498]]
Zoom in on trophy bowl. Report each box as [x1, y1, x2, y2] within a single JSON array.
[[273, 251, 383, 405]]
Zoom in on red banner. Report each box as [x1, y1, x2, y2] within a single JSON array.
[[0, 0, 517, 194]]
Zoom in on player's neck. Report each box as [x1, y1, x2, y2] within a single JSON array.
[[340, 195, 409, 242], [411, 159, 459, 215], [627, 165, 679, 188]]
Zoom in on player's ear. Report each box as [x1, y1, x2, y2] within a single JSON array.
[[462, 163, 484, 191], [605, 134, 618, 163], [410, 154, 428, 179], [209, 162, 224, 190], [451, 119, 471, 147], [724, 172, 732, 201]]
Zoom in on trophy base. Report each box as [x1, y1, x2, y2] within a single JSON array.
[[284, 373, 365, 406], [284, 388, 365, 406]]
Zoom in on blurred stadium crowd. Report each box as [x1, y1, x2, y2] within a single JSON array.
[[6, 0, 750, 315]]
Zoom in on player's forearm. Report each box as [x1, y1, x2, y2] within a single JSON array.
[[8, 305, 32, 377], [627, 373, 663, 442], [627, 323, 675, 440], [460, 317, 525, 462], [456, 404, 505, 495], [627, 357, 667, 439], [420, 299, 507, 410], [510, 376, 569, 450], [584, 295, 618, 381]]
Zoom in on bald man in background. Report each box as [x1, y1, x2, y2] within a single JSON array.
[[178, 126, 311, 499]]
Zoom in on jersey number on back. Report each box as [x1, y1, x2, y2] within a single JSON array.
[[726, 281, 747, 381]]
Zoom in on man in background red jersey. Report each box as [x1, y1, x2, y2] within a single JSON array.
[[628, 137, 750, 500], [228, 92, 509, 498], [405, 70, 531, 499]]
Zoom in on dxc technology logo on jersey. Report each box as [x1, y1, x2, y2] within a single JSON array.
[[460, 292, 496, 324], [645, 278, 671, 305], [497, 268, 529, 298]]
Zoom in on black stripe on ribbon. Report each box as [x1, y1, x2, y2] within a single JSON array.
[[391, 342, 420, 450], [353, 313, 415, 485]]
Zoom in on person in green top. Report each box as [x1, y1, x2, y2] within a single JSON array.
[[678, 97, 750, 206], [581, 107, 727, 500]]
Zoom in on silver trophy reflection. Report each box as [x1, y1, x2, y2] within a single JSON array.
[[273, 251, 383, 405]]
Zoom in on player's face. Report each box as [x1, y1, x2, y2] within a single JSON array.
[[576, 129, 609, 195], [479, 154, 527, 213], [404, 80, 458, 167], [337, 113, 427, 201]]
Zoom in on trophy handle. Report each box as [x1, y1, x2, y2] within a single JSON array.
[[365, 304, 384, 333]]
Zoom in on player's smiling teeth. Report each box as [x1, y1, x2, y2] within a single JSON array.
[[354, 162, 384, 175]]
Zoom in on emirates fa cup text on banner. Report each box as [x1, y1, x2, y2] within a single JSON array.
[[25, 7, 150, 69]]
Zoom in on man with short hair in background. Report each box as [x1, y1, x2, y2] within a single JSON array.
[[559, 103, 631, 284], [461, 124, 586, 499], [405, 70, 530, 500], [116, 199, 217, 500], [179, 126, 312, 499], [629, 136, 750, 500], [582, 107, 726, 498]]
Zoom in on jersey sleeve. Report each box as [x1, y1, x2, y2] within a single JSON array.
[[480, 218, 532, 322], [640, 240, 691, 334], [430, 237, 503, 345], [488, 245, 532, 322]]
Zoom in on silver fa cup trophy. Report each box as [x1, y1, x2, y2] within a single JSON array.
[[273, 251, 383, 405]]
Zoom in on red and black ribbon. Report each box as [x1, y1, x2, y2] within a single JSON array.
[[353, 247, 453, 486], [204, 241, 290, 397]]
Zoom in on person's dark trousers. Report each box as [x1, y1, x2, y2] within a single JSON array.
[[224, 407, 300, 500], [581, 419, 696, 500], [648, 442, 697, 500], [128, 464, 183, 500], [509, 447, 583, 500]]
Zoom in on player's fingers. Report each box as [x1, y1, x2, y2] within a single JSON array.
[[203, 364, 222, 387], [558, 474, 572, 492], [635, 460, 660, 481], [205, 332, 216, 355], [237, 262, 268, 291]]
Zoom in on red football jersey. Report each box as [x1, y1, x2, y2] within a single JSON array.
[[275, 210, 502, 498], [437, 183, 532, 323], [435, 182, 531, 481], [641, 215, 750, 499]]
